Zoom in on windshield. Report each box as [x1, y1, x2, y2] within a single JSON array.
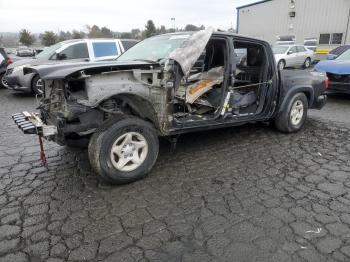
[[336, 49, 350, 61], [117, 34, 190, 62], [272, 46, 289, 54], [36, 42, 65, 59]]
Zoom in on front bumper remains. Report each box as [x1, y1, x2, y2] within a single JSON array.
[[12, 111, 57, 136]]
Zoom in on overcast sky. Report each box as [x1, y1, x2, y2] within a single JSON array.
[[0, 0, 257, 33]]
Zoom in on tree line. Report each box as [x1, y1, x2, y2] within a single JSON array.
[[18, 20, 206, 47]]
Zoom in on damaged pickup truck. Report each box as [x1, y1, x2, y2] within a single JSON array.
[[13, 29, 328, 184]]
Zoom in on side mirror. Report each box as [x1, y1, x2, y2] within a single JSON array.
[[287, 51, 293, 55], [327, 54, 338, 60], [56, 53, 67, 60]]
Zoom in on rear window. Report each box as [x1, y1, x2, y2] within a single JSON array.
[[121, 40, 138, 51], [93, 42, 119, 58], [297, 46, 306, 52]]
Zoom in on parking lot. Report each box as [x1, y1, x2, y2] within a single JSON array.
[[0, 88, 349, 262]]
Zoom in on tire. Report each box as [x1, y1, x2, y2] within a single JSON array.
[[274, 93, 308, 133], [303, 57, 311, 69], [278, 60, 285, 70], [0, 72, 7, 88], [31, 75, 44, 95], [88, 116, 159, 184]]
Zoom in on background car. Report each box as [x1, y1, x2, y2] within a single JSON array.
[[315, 48, 350, 94], [273, 45, 315, 70], [326, 45, 350, 60], [0, 47, 13, 88], [304, 37, 318, 51], [16, 46, 34, 57], [5, 38, 138, 94]]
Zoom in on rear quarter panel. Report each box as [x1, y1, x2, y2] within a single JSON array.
[[277, 70, 327, 112]]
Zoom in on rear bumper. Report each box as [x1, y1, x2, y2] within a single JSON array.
[[326, 82, 350, 94], [12, 111, 57, 136]]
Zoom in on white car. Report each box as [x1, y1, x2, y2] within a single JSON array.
[[273, 45, 315, 70], [5, 38, 138, 94]]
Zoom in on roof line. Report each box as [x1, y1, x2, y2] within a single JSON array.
[[236, 0, 272, 10]]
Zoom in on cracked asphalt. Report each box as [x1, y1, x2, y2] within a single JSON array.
[[0, 89, 350, 262]]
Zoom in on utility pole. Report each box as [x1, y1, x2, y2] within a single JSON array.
[[345, 7, 350, 45], [171, 18, 176, 32]]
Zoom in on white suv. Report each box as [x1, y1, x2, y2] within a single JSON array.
[[5, 38, 138, 94]]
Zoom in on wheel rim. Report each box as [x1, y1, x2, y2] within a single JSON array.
[[35, 78, 44, 93], [305, 59, 310, 67], [1, 75, 9, 88], [290, 100, 304, 126], [278, 61, 284, 70], [110, 132, 148, 172]]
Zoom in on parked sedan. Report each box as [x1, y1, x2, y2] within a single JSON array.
[[273, 45, 315, 70], [0, 48, 13, 88], [16, 46, 34, 57], [5, 38, 138, 94], [315, 49, 350, 94]]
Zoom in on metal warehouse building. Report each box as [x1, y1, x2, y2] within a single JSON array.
[[236, 0, 350, 48]]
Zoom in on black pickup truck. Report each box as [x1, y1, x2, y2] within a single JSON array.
[[12, 29, 328, 184]]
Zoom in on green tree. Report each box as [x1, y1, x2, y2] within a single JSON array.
[[184, 24, 199, 31], [144, 20, 156, 38], [40, 31, 58, 46], [120, 32, 133, 39], [58, 31, 72, 42], [19, 29, 35, 46], [72, 30, 86, 39], [87, 25, 102, 38], [157, 25, 167, 35], [131, 29, 141, 39], [101, 27, 113, 38]]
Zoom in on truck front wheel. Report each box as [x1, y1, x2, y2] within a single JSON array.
[[275, 93, 308, 133], [88, 117, 159, 184]]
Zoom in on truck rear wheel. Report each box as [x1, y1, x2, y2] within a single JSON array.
[[275, 93, 308, 133], [88, 116, 159, 184]]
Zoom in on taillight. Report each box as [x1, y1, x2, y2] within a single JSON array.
[[324, 77, 329, 90], [6, 58, 13, 65]]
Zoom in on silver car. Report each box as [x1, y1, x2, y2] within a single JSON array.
[[273, 45, 315, 70]]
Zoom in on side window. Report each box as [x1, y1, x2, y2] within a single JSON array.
[[289, 46, 297, 54], [297, 46, 306, 52], [92, 42, 119, 58], [234, 48, 248, 66], [120, 40, 138, 51], [59, 43, 89, 59]]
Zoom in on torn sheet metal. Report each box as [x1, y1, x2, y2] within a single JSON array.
[[167, 27, 215, 76], [176, 66, 224, 104]]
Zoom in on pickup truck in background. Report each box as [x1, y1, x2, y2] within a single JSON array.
[[4, 38, 138, 94], [12, 29, 328, 184]]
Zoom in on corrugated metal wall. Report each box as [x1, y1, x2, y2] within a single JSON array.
[[238, 0, 350, 47]]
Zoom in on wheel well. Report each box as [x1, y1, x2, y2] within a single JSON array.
[[302, 91, 311, 106], [99, 94, 159, 129], [30, 74, 39, 88]]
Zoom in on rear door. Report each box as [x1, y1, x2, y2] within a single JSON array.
[[285, 46, 298, 66], [90, 40, 121, 61], [296, 46, 308, 64]]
